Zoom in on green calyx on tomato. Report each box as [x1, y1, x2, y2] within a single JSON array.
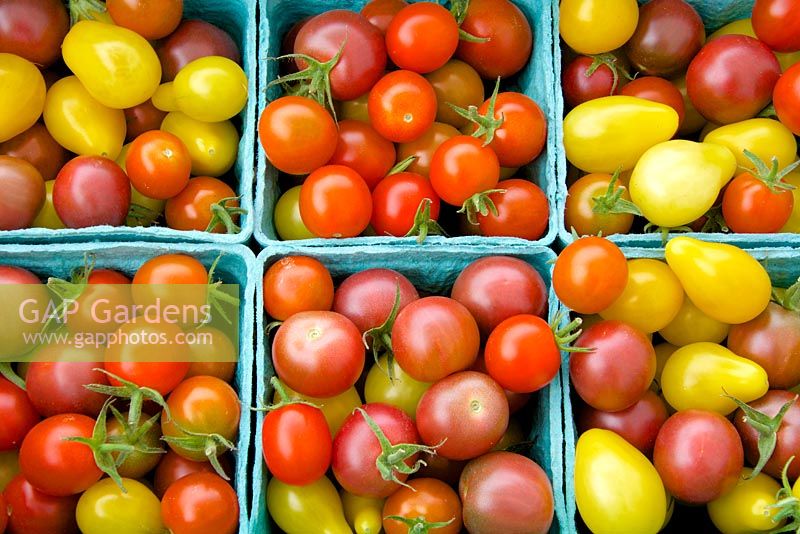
[[458, 188, 506, 226], [727, 394, 798, 479], [768, 457, 800, 530], [264, 376, 318, 411], [741, 149, 800, 194], [67, 0, 108, 25], [388, 155, 418, 176], [583, 53, 632, 95], [449, 77, 504, 145], [205, 253, 241, 325], [551, 311, 593, 353], [268, 41, 345, 116], [355, 407, 442, 488], [205, 195, 247, 234], [383, 514, 455, 534], [363, 285, 403, 381], [590, 169, 642, 218], [86, 368, 172, 428], [447, 0, 490, 43], [775, 278, 800, 313], [404, 198, 446, 244]]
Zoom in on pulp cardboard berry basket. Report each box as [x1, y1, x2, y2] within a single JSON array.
[[0, 0, 257, 244], [560, 245, 800, 532], [254, 0, 561, 248], [553, 0, 800, 248], [0, 241, 257, 534], [251, 243, 569, 533]]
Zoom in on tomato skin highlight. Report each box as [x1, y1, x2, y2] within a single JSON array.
[[386, 2, 459, 74], [299, 165, 373, 238], [263, 256, 334, 321], [368, 70, 437, 143], [429, 135, 500, 206], [4, 473, 80, 534], [722, 172, 794, 233], [161, 472, 238, 534], [553, 236, 628, 314], [476, 92, 547, 168], [752, 0, 800, 53], [370, 172, 441, 237], [333, 268, 419, 333]]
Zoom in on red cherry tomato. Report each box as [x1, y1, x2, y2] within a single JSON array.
[[299, 165, 372, 238], [774, 62, 800, 135], [154, 450, 233, 498], [161, 472, 239, 534], [476, 92, 547, 168], [4, 474, 80, 534], [476, 179, 549, 240], [126, 131, 191, 200], [396, 122, 460, 178], [157, 20, 241, 82], [370, 172, 441, 237], [326, 120, 396, 190], [386, 2, 459, 74], [165, 176, 239, 233], [262, 256, 334, 321], [752, 0, 800, 53], [0, 378, 40, 451], [553, 236, 628, 314], [620, 76, 686, 125], [562, 56, 624, 108], [368, 70, 437, 143], [53, 156, 131, 228], [25, 360, 109, 418], [722, 171, 794, 233], [104, 360, 190, 396], [262, 401, 331, 485], [332, 268, 419, 333], [429, 135, 500, 206], [361, 0, 408, 34]]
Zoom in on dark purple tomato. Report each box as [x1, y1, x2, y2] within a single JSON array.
[[294, 10, 387, 101], [124, 100, 168, 143], [653, 410, 743, 504], [157, 20, 242, 82], [451, 256, 547, 337], [25, 358, 110, 418], [0, 155, 45, 230], [625, 0, 705, 77], [734, 389, 800, 481], [0, 123, 70, 182], [0, 0, 69, 67], [53, 156, 131, 228], [562, 56, 625, 108], [332, 268, 419, 333], [578, 390, 668, 456], [279, 17, 311, 75], [686, 35, 781, 124], [728, 302, 800, 390], [459, 451, 554, 534]]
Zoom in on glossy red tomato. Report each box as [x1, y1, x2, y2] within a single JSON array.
[[396, 122, 460, 178], [459, 452, 554, 534], [124, 100, 168, 142], [456, 0, 533, 78], [564, 173, 635, 236], [687, 35, 781, 124], [577, 390, 669, 456], [370, 172, 441, 237], [326, 120, 396, 190], [4, 474, 80, 534], [722, 171, 794, 233], [294, 10, 387, 101], [0, 155, 45, 230], [332, 403, 422, 498], [571, 320, 657, 412], [53, 156, 131, 228], [562, 56, 625, 108], [165, 176, 239, 232], [126, 131, 191, 200], [361, 0, 408, 33], [259, 95, 338, 176], [0, 0, 69, 67], [299, 165, 372, 238], [157, 20, 241, 82], [429, 135, 500, 206], [154, 451, 233, 498], [386, 2, 459, 74], [104, 359, 190, 397], [753, 0, 800, 53], [552, 236, 628, 314], [263, 256, 334, 321], [368, 70, 437, 143], [416, 371, 509, 460], [620, 76, 686, 125], [484, 315, 560, 393], [162, 472, 239, 534], [25, 360, 109, 418], [451, 256, 547, 337], [0, 123, 70, 182], [476, 92, 547, 168], [262, 401, 331, 485], [392, 296, 480, 382], [383, 477, 462, 534], [0, 378, 40, 451], [272, 311, 364, 397], [332, 268, 419, 333], [19, 414, 102, 496], [476, 179, 549, 240], [653, 410, 743, 504], [774, 62, 800, 135], [107, 0, 182, 40]]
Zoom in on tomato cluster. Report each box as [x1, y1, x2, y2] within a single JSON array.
[[261, 254, 559, 533], [0, 0, 247, 234], [556, 235, 800, 533], [560, 0, 800, 238], [259, 0, 551, 242], [0, 252, 242, 534]]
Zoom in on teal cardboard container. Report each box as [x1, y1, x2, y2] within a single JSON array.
[[254, 0, 560, 248], [560, 244, 798, 531], [553, 0, 800, 249], [251, 244, 569, 533], [0, 242, 257, 534], [0, 0, 257, 244]]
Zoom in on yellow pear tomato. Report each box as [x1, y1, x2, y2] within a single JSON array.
[[664, 237, 772, 324], [0, 53, 45, 143], [707, 469, 783, 534], [62, 21, 161, 109], [661, 342, 769, 414], [152, 82, 178, 113], [340, 490, 383, 534], [559, 0, 639, 55], [76, 478, 163, 534], [173, 56, 248, 122], [563, 96, 679, 173], [704, 118, 797, 171], [658, 298, 730, 346], [268, 476, 351, 534], [160, 112, 238, 177]]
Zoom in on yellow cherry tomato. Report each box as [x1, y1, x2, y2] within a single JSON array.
[[31, 180, 64, 229], [710, 18, 800, 72], [273, 383, 361, 437], [559, 0, 639, 55], [340, 490, 384, 534], [274, 185, 315, 240], [780, 170, 800, 233], [704, 118, 797, 171], [160, 112, 238, 176], [268, 476, 351, 534], [658, 298, 730, 347], [664, 237, 772, 324], [575, 429, 667, 534], [629, 140, 737, 228], [43, 76, 126, 158], [62, 21, 161, 109], [707, 469, 783, 534], [173, 56, 248, 122], [563, 96, 679, 173], [661, 342, 769, 415], [0, 54, 45, 143], [652, 342, 678, 392], [152, 82, 178, 112], [364, 355, 431, 421], [76, 478, 163, 534], [600, 259, 684, 333]]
